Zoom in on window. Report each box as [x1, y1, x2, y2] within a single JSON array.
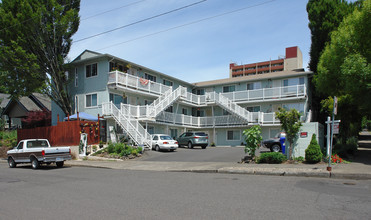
[[144, 100, 153, 105], [110, 93, 127, 108], [16, 141, 24, 150], [170, 129, 178, 139], [145, 126, 154, 135], [194, 89, 205, 95], [270, 128, 281, 138], [145, 73, 156, 82], [182, 108, 188, 115], [163, 79, 173, 87], [247, 82, 261, 90], [86, 94, 97, 107], [246, 106, 261, 112], [227, 130, 240, 141], [223, 85, 235, 93], [153, 136, 158, 141], [165, 106, 173, 113], [223, 109, 231, 115], [283, 77, 304, 87], [86, 63, 98, 78], [74, 68, 78, 87], [283, 103, 304, 114]]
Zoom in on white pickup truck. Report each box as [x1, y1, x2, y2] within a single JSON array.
[[7, 139, 72, 169]]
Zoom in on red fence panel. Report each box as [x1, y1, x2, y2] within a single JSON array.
[[17, 120, 100, 146]]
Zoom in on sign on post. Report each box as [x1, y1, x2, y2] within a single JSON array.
[[333, 123, 340, 134]]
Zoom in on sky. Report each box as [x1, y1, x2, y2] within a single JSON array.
[[68, 0, 312, 83]]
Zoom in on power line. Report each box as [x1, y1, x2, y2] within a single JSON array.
[[74, 0, 207, 43], [0, 0, 145, 32], [81, 0, 146, 21], [96, 0, 276, 51]]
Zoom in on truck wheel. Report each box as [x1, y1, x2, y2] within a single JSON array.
[[8, 157, 16, 168], [56, 161, 64, 168], [270, 144, 281, 153], [31, 158, 40, 169]]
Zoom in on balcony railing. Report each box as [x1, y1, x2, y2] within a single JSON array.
[[108, 70, 172, 95], [221, 84, 306, 102], [155, 111, 281, 127]]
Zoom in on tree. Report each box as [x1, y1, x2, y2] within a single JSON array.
[[275, 108, 302, 160], [307, 0, 357, 73], [0, 0, 80, 115], [305, 134, 323, 163], [21, 109, 51, 128], [315, 0, 371, 137], [306, 0, 358, 125], [243, 125, 262, 161]]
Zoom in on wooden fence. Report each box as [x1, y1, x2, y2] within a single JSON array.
[[17, 120, 100, 146]]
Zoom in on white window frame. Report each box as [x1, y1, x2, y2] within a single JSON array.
[[85, 93, 98, 108], [145, 73, 156, 82], [222, 85, 236, 93], [226, 130, 240, 141], [74, 67, 78, 87], [247, 82, 261, 90], [74, 95, 79, 114], [163, 79, 173, 87], [86, 63, 98, 78]]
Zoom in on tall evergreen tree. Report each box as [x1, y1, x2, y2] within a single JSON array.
[[0, 0, 80, 115]]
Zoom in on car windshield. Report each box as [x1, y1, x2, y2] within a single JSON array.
[[195, 132, 207, 136], [160, 136, 172, 140]]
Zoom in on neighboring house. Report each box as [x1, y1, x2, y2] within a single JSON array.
[[52, 46, 321, 155], [0, 93, 11, 128], [2, 93, 51, 129]]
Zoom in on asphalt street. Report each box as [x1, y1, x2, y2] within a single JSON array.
[[1, 164, 370, 220]]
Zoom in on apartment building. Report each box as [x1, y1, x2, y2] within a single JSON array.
[[229, 46, 303, 77], [52, 47, 320, 156]]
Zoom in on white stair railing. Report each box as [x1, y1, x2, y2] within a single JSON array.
[[146, 86, 186, 118], [102, 102, 152, 148]]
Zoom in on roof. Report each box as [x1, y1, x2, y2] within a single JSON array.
[[192, 69, 313, 87], [0, 93, 11, 109], [2, 93, 51, 117], [70, 50, 194, 87]]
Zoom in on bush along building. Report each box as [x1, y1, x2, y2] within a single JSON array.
[[52, 46, 323, 157]]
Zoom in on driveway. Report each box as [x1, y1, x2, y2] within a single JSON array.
[[140, 146, 262, 162]]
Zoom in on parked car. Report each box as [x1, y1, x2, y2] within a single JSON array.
[[177, 132, 208, 149], [152, 134, 178, 152], [262, 132, 286, 152], [7, 139, 72, 169]]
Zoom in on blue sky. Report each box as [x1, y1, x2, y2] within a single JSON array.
[[69, 0, 311, 83]]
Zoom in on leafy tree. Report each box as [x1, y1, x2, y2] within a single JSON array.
[[315, 0, 371, 137], [305, 134, 323, 163], [275, 108, 302, 160], [307, 0, 358, 73], [21, 109, 51, 128], [306, 0, 358, 125], [243, 125, 262, 161], [0, 0, 80, 115]]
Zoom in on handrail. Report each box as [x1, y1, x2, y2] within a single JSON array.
[[102, 102, 152, 148]]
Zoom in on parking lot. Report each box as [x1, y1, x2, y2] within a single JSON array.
[[140, 146, 271, 163]]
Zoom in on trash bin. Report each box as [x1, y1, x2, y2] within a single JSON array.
[[280, 136, 286, 154]]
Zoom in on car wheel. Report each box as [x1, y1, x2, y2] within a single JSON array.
[[271, 144, 281, 152], [31, 157, 40, 169], [202, 145, 207, 149], [188, 142, 193, 149], [56, 161, 64, 168], [155, 145, 160, 151], [8, 157, 16, 168]]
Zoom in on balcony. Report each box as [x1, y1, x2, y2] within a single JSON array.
[[108, 71, 172, 96], [221, 84, 306, 103]]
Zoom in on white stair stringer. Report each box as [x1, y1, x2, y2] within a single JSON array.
[[147, 86, 186, 118], [102, 102, 152, 149], [208, 92, 251, 123]]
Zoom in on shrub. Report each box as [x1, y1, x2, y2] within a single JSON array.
[[107, 142, 115, 154], [294, 156, 305, 162], [305, 134, 323, 164], [257, 152, 286, 164], [333, 136, 358, 158], [114, 143, 125, 154], [137, 147, 143, 153], [243, 125, 262, 160]]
